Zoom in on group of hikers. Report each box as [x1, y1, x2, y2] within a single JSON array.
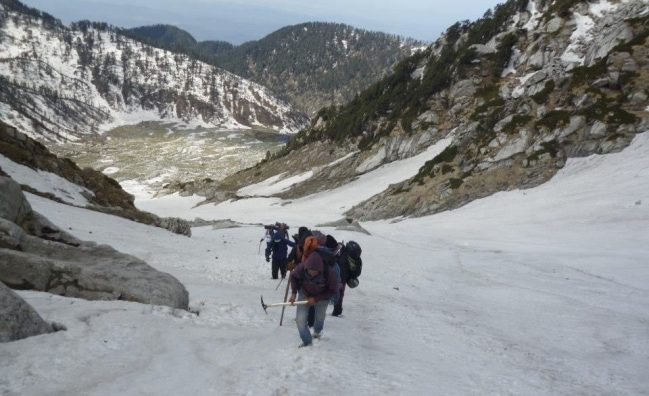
[[263, 222, 363, 347]]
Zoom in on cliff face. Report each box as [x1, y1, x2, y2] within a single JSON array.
[[0, 2, 308, 142], [197, 0, 649, 221]]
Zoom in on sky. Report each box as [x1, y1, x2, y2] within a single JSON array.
[[20, 0, 504, 44]]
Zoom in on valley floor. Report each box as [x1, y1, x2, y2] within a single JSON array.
[[1, 134, 648, 395]]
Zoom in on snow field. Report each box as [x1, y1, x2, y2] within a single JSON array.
[[0, 132, 648, 394]]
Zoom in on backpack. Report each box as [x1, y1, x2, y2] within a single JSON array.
[[316, 247, 342, 304], [301, 255, 330, 297], [345, 241, 363, 279]]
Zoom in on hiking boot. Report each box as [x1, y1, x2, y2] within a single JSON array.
[[312, 332, 322, 339], [298, 342, 312, 348]]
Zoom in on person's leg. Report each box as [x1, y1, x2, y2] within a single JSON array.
[[332, 284, 345, 316], [295, 292, 312, 345], [307, 306, 315, 327], [279, 258, 287, 278], [271, 258, 279, 279], [312, 300, 329, 335]]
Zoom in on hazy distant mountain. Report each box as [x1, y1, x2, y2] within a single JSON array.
[[126, 22, 424, 114]]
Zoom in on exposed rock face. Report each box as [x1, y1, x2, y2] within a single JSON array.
[[0, 176, 189, 309], [164, 0, 649, 222], [0, 282, 53, 343]]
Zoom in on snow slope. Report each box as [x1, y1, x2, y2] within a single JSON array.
[[136, 136, 453, 224], [1, 133, 648, 395], [0, 153, 92, 206]]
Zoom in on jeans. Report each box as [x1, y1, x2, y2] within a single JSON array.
[[296, 291, 328, 344]]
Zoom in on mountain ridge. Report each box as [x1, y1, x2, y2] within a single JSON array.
[[125, 21, 425, 114], [0, 0, 308, 142]]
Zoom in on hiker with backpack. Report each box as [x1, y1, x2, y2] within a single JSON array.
[[265, 223, 294, 279], [332, 241, 362, 317], [287, 226, 311, 271], [289, 235, 340, 347], [303, 231, 341, 328]]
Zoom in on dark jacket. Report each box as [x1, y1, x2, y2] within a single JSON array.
[[265, 229, 294, 260], [290, 253, 339, 301]]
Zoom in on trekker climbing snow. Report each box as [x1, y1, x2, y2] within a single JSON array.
[[289, 235, 339, 347], [287, 226, 311, 271], [332, 240, 363, 317], [265, 223, 294, 279]]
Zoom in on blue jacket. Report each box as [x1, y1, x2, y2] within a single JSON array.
[[265, 230, 294, 260]]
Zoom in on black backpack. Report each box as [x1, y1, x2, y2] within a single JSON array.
[[345, 241, 362, 279]]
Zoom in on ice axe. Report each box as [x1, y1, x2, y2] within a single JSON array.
[[257, 238, 264, 255], [260, 295, 307, 314]]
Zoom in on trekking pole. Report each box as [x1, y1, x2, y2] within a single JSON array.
[[261, 295, 307, 313], [274, 277, 284, 291], [279, 272, 291, 326], [258, 239, 263, 255]]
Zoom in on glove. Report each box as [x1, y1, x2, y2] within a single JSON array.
[[265, 256, 270, 262], [307, 297, 316, 306], [287, 260, 296, 271], [289, 294, 296, 304]]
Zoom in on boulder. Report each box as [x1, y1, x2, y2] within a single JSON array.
[[0, 282, 53, 342], [0, 176, 190, 310], [585, 23, 634, 67], [589, 121, 608, 137], [158, 217, 192, 237], [450, 80, 477, 101], [545, 17, 563, 34], [469, 44, 496, 55], [0, 176, 31, 225]]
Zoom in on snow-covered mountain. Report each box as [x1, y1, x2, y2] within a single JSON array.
[[0, 1, 308, 142], [126, 22, 425, 114]]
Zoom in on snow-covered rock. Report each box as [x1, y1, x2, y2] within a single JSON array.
[[0, 176, 189, 309]]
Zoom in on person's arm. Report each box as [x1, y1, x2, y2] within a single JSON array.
[[264, 236, 273, 261], [288, 262, 304, 303]]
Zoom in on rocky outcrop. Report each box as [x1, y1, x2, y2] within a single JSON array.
[[0, 176, 189, 309], [0, 121, 191, 236], [0, 282, 53, 342]]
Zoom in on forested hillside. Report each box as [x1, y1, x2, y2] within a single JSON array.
[[126, 22, 423, 114]]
